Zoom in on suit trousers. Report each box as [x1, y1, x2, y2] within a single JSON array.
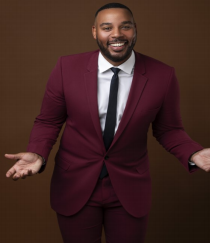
[[56, 176, 148, 243]]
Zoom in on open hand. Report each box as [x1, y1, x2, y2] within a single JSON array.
[[5, 152, 43, 180]]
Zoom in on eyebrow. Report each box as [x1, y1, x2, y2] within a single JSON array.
[[99, 21, 134, 27], [100, 22, 112, 27], [121, 21, 133, 25]]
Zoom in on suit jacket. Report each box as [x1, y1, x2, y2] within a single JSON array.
[[27, 50, 203, 218]]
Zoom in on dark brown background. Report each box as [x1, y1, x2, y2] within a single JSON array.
[[1, 0, 210, 242]]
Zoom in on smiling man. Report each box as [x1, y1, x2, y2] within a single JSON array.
[[93, 6, 137, 65], [5, 2, 210, 243]]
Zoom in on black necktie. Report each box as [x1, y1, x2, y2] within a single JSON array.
[[99, 67, 120, 179]]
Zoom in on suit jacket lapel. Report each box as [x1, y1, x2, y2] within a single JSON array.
[[84, 51, 106, 153], [110, 52, 148, 149]]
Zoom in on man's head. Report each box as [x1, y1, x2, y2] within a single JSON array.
[[92, 3, 137, 66]]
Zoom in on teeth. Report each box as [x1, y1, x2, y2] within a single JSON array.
[[110, 43, 125, 47]]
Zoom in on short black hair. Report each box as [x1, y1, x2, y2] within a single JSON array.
[[95, 3, 133, 18]]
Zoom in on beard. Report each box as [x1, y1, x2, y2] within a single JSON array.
[[96, 36, 136, 64]]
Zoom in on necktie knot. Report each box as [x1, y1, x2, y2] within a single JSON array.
[[111, 67, 120, 75]]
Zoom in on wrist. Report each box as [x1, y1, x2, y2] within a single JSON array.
[[190, 151, 201, 163], [35, 153, 46, 166]]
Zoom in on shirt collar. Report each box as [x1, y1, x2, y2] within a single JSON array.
[[98, 50, 135, 74]]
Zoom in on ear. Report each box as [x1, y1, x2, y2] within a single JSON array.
[[92, 25, 97, 40]]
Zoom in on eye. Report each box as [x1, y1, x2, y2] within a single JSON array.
[[103, 27, 112, 31], [122, 25, 131, 30]]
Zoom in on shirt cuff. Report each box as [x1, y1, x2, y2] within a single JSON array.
[[188, 150, 202, 166], [188, 161, 196, 166]]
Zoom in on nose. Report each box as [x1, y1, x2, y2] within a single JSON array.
[[111, 27, 123, 39]]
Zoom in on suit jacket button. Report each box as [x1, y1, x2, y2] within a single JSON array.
[[104, 155, 109, 160]]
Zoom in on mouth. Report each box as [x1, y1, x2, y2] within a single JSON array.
[[108, 41, 128, 51], [110, 42, 126, 47]]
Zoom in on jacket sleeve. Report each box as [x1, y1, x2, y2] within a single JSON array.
[[26, 57, 67, 170], [152, 67, 203, 173]]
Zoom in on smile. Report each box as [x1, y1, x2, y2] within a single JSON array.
[[110, 42, 126, 47]]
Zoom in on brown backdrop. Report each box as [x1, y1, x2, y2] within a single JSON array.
[[1, 0, 210, 242]]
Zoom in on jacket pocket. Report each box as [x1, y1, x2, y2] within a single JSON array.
[[55, 155, 71, 171]]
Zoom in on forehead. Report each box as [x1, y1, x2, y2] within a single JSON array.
[[95, 8, 134, 25]]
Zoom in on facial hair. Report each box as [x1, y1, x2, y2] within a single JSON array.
[[96, 36, 136, 64]]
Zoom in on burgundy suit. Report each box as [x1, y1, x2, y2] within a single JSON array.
[[27, 50, 203, 219]]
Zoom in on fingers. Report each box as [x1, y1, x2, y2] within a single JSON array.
[[5, 153, 25, 161], [13, 170, 33, 181], [21, 173, 27, 179], [6, 168, 34, 181], [6, 167, 16, 178]]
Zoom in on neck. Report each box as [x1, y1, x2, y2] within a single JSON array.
[[100, 52, 132, 66]]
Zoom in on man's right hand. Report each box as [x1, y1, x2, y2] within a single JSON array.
[[5, 152, 43, 180]]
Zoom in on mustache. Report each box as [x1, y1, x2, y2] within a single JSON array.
[[108, 39, 128, 44]]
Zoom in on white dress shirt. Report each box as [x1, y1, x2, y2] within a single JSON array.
[[97, 51, 135, 135]]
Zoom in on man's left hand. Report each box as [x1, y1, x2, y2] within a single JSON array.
[[191, 148, 210, 172]]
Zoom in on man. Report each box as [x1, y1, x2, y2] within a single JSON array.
[[5, 3, 210, 243]]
